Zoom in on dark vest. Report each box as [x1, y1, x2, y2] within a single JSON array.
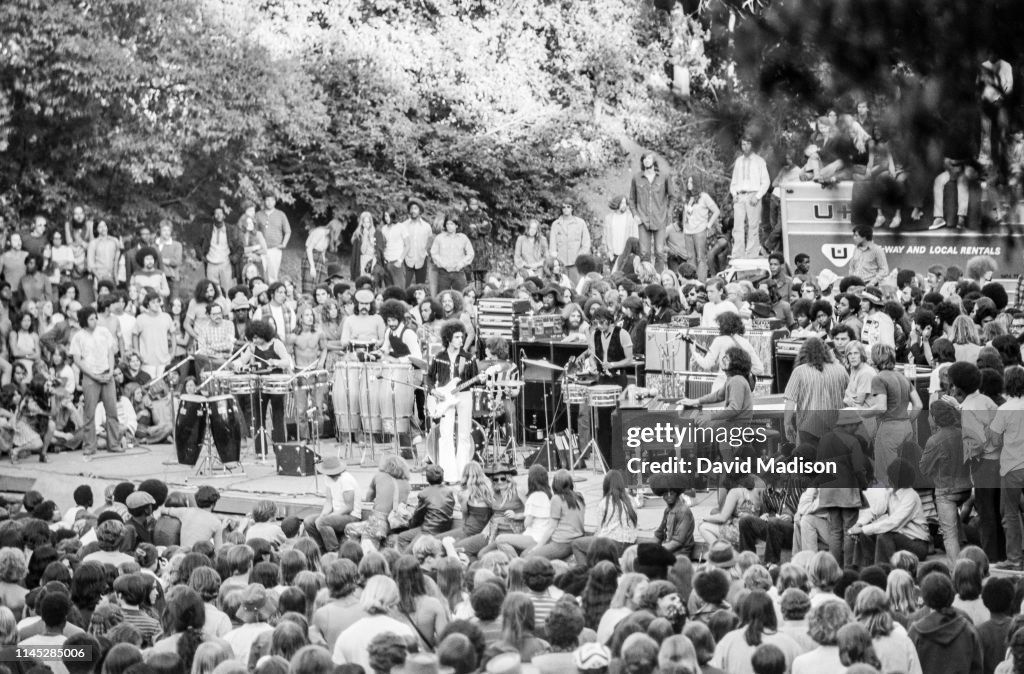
[[595, 327, 628, 387], [388, 326, 411, 358]]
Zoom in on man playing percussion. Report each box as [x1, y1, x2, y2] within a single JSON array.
[[379, 299, 422, 362], [195, 301, 237, 379], [580, 307, 633, 469], [234, 319, 293, 457], [289, 305, 327, 441], [339, 288, 385, 355], [427, 320, 479, 483]]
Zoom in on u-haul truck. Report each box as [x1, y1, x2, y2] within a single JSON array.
[[778, 181, 1022, 275]]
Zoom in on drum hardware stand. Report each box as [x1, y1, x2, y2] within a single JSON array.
[[286, 362, 320, 443], [188, 410, 246, 481], [357, 362, 376, 468]]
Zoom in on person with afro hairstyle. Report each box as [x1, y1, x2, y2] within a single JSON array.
[[976, 576, 1015, 674], [426, 320, 480, 483], [690, 568, 732, 624], [378, 299, 422, 363], [233, 319, 293, 458], [908, 573, 983, 674]]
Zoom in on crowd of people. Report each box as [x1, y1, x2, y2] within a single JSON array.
[[1, 96, 1024, 673]]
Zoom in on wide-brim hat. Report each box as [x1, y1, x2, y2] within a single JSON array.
[[860, 287, 885, 306], [317, 456, 346, 476], [540, 285, 566, 304], [707, 540, 737, 569], [354, 289, 375, 304], [817, 269, 841, 292], [135, 246, 159, 266], [406, 198, 425, 213], [231, 295, 251, 311], [236, 583, 278, 623], [751, 302, 773, 318]]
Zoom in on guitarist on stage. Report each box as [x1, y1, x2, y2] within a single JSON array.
[[426, 320, 479, 483]]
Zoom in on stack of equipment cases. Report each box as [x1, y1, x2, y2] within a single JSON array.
[[478, 298, 531, 344]]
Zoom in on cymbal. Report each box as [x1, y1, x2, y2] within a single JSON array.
[[487, 380, 525, 388], [522, 358, 564, 371]]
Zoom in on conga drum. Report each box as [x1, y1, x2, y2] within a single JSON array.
[[373, 363, 416, 434], [174, 395, 208, 466], [207, 394, 243, 464], [332, 361, 364, 433]]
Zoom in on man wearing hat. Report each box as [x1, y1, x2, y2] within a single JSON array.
[[129, 245, 170, 299], [849, 224, 889, 287], [230, 293, 253, 340], [400, 200, 434, 288], [339, 288, 385, 353], [124, 490, 157, 548], [198, 207, 243, 291], [549, 203, 591, 284], [537, 285, 565, 315], [303, 456, 361, 553], [860, 286, 895, 349], [224, 583, 278, 664], [647, 473, 695, 559]]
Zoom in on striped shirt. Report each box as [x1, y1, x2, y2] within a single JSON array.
[[784, 362, 849, 439], [530, 587, 564, 628], [121, 606, 162, 647]]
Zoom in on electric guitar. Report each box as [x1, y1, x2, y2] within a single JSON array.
[[426, 364, 502, 420]]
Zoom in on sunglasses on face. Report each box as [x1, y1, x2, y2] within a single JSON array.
[[492, 476, 509, 483]]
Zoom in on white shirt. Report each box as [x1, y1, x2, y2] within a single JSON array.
[[729, 153, 771, 198], [327, 471, 361, 516], [522, 491, 551, 543], [96, 397, 138, 436], [381, 223, 406, 263], [701, 300, 740, 327], [332, 615, 416, 671], [207, 225, 230, 265], [603, 211, 639, 257], [69, 326, 116, 375]]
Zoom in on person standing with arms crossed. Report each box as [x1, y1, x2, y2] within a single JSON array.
[[257, 195, 291, 283], [729, 135, 771, 259], [628, 153, 676, 272]]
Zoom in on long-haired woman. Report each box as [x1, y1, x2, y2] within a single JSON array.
[[682, 175, 719, 281], [150, 586, 206, 665], [455, 467, 523, 559], [580, 560, 619, 632], [500, 591, 549, 662], [571, 469, 637, 564], [447, 461, 494, 545], [486, 463, 551, 556], [596, 573, 649, 645], [350, 212, 377, 278], [527, 469, 585, 560], [344, 454, 411, 550], [853, 586, 921, 674], [710, 590, 803, 674], [393, 555, 449, 651], [332, 576, 415, 672], [950, 314, 982, 364], [860, 344, 922, 485]]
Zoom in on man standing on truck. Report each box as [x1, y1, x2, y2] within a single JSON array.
[[729, 135, 770, 260], [849, 224, 889, 287]]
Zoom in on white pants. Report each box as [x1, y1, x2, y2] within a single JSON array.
[[438, 392, 473, 483], [932, 171, 969, 218], [732, 197, 763, 258], [265, 247, 283, 283]]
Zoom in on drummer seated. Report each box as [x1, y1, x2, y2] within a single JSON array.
[[391, 464, 455, 551]]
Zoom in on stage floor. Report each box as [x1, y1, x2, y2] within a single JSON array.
[[2, 439, 713, 540]]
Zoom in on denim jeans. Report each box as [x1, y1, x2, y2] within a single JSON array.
[[1001, 469, 1024, 564], [934, 488, 971, 560], [827, 508, 859, 568], [303, 513, 359, 552], [82, 374, 122, 454], [855, 531, 929, 566], [799, 513, 830, 553], [638, 225, 668, 271], [973, 460, 1005, 562]]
